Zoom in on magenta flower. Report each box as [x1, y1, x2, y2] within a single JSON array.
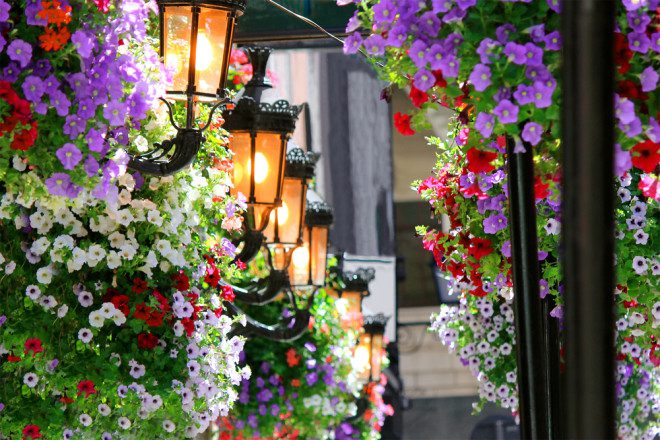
[[56, 143, 83, 170], [7, 39, 32, 67], [521, 122, 543, 146], [469, 64, 492, 92], [493, 99, 519, 124]]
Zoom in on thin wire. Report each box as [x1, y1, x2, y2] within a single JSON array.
[[263, 0, 383, 66]]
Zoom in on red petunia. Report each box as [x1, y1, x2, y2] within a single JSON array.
[[181, 318, 195, 337], [132, 277, 148, 294], [204, 265, 220, 287], [286, 348, 301, 367], [133, 303, 152, 321], [235, 259, 247, 270], [393, 112, 415, 136], [11, 124, 38, 151], [76, 380, 97, 398], [152, 290, 171, 313], [630, 140, 659, 173], [468, 238, 493, 260], [146, 310, 164, 328], [432, 69, 447, 88], [534, 176, 550, 200], [466, 147, 497, 173], [221, 284, 235, 302], [110, 294, 130, 316], [59, 395, 74, 404], [24, 338, 43, 356], [7, 354, 21, 362], [613, 33, 633, 74], [171, 271, 190, 291], [617, 80, 647, 101], [137, 332, 159, 350], [22, 424, 42, 439], [409, 86, 429, 108]]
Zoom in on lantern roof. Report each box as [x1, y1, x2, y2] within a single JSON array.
[[362, 313, 389, 335], [305, 189, 333, 227], [158, 0, 247, 14], [285, 143, 318, 179], [342, 267, 375, 293], [223, 46, 302, 133]]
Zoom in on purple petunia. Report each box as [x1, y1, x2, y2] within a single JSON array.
[[476, 38, 501, 64], [640, 66, 658, 92], [513, 84, 535, 105], [45, 173, 82, 199], [418, 11, 441, 36], [469, 64, 492, 92], [628, 32, 650, 53], [503, 42, 526, 64], [614, 144, 632, 177], [413, 69, 435, 92], [387, 24, 408, 48], [539, 279, 549, 299], [501, 240, 512, 258], [363, 34, 386, 56], [0, 0, 10, 22], [532, 81, 554, 108], [409, 40, 428, 68], [483, 213, 508, 234], [71, 30, 95, 59], [7, 39, 32, 68], [103, 100, 128, 127], [522, 43, 543, 66], [544, 31, 561, 51], [343, 32, 362, 55], [56, 144, 83, 170], [372, 0, 396, 25], [21, 76, 44, 103], [627, 11, 650, 33], [475, 112, 495, 138], [84, 155, 100, 177], [496, 24, 516, 43], [50, 90, 71, 117], [521, 122, 543, 146], [493, 99, 519, 124]]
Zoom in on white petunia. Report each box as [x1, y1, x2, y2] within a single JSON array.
[[25, 285, 41, 300], [89, 310, 105, 328], [36, 267, 53, 284], [57, 304, 69, 318], [23, 372, 39, 388], [99, 302, 116, 319], [78, 328, 93, 343]]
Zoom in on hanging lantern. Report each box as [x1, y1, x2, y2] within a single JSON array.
[[224, 46, 302, 234], [129, 0, 247, 176], [289, 189, 334, 287], [355, 314, 389, 384], [264, 146, 317, 270]]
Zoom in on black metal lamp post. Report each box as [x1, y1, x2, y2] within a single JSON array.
[[129, 0, 247, 175], [289, 189, 334, 288], [224, 46, 303, 263]]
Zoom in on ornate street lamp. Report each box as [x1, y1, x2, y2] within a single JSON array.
[[289, 189, 334, 288], [224, 46, 302, 263], [231, 146, 317, 305], [354, 314, 389, 384], [129, 0, 248, 176]]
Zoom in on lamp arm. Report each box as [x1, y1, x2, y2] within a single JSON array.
[[127, 97, 230, 176], [232, 228, 266, 264], [225, 301, 311, 342], [229, 269, 289, 305]]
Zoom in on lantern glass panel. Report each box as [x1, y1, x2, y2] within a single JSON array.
[[264, 177, 306, 245], [310, 225, 328, 286], [195, 8, 229, 97], [163, 6, 192, 95], [230, 131, 286, 207], [370, 333, 384, 381], [354, 335, 372, 383], [289, 242, 310, 286], [343, 291, 363, 316]]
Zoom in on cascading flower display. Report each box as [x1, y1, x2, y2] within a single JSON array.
[[0, 0, 248, 437], [218, 290, 364, 439], [339, 0, 659, 438]]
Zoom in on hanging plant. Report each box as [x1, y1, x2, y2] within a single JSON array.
[[0, 0, 248, 437]]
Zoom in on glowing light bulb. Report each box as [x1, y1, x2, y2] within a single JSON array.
[[233, 161, 244, 185], [277, 201, 289, 225], [291, 246, 310, 269], [166, 51, 182, 75], [195, 33, 213, 72], [247, 152, 269, 184], [354, 344, 371, 374]]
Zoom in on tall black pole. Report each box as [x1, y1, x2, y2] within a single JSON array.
[[561, 1, 617, 439], [505, 137, 550, 439]]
